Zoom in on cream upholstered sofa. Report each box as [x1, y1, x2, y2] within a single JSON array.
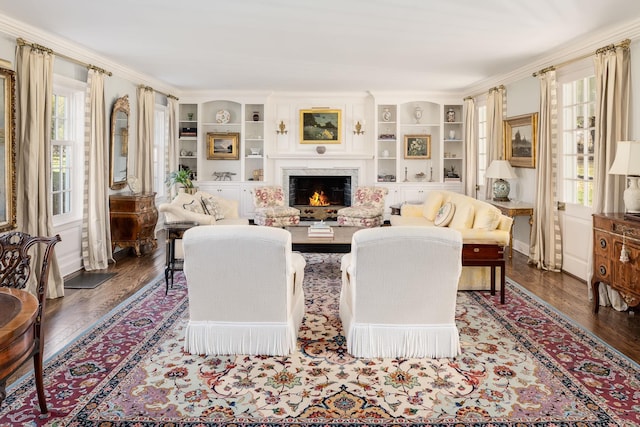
[[340, 226, 462, 358], [390, 190, 513, 291], [182, 225, 306, 356], [158, 190, 248, 226]]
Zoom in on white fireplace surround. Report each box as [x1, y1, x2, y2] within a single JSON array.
[[282, 168, 359, 206]]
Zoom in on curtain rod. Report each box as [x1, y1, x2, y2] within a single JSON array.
[[139, 85, 179, 101], [17, 37, 112, 76], [532, 38, 631, 77]]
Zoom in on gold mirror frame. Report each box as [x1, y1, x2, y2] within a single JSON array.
[[110, 95, 130, 190], [0, 66, 16, 232]]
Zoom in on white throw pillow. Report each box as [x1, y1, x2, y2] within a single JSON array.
[[422, 192, 444, 221], [200, 196, 225, 220], [434, 202, 455, 227], [473, 208, 501, 230], [182, 199, 205, 214], [449, 203, 475, 229]]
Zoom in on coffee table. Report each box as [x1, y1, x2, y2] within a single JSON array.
[[285, 225, 362, 253]]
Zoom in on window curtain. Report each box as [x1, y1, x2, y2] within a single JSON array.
[[484, 86, 505, 200], [81, 69, 112, 270], [463, 97, 477, 197], [590, 42, 630, 310], [15, 43, 64, 298], [529, 69, 562, 272], [166, 96, 179, 200], [136, 86, 155, 193]]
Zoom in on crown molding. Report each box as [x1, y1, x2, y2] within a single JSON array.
[[464, 18, 640, 97], [0, 14, 180, 97]]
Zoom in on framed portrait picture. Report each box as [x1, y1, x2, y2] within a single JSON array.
[[299, 109, 341, 144], [404, 134, 431, 159], [504, 113, 538, 168], [207, 132, 240, 160]]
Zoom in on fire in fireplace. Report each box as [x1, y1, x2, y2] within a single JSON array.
[[289, 175, 351, 220]]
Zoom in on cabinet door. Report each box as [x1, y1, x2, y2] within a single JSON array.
[[612, 240, 640, 305], [593, 230, 613, 282], [240, 184, 260, 218], [401, 186, 428, 204]]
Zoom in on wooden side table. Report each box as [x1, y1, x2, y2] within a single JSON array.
[[489, 200, 534, 259], [462, 244, 506, 304], [164, 221, 199, 294]]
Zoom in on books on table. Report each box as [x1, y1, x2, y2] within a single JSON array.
[[308, 221, 334, 238]]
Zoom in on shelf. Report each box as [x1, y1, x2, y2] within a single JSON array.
[[201, 122, 241, 126]]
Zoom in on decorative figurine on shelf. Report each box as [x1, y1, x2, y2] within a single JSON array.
[[212, 171, 237, 181], [253, 111, 260, 121], [382, 107, 391, 122], [446, 108, 456, 123]]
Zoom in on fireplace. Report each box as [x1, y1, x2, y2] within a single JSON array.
[[283, 168, 359, 221]]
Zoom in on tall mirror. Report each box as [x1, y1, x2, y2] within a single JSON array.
[[0, 66, 16, 232], [110, 95, 129, 190]]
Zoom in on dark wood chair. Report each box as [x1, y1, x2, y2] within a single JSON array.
[[0, 231, 61, 414]]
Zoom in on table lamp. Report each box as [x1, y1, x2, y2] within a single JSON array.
[[486, 160, 518, 201], [608, 140, 640, 220]]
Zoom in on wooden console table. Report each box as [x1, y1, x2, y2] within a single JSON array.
[[109, 192, 158, 256], [489, 200, 533, 259], [591, 213, 640, 313]]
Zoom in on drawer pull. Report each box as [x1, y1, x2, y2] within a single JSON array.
[[599, 265, 607, 276], [473, 248, 480, 253], [600, 238, 607, 249]]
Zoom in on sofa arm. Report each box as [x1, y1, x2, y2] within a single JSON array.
[[400, 203, 424, 217], [158, 203, 216, 225]]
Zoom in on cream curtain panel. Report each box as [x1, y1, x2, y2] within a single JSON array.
[[136, 86, 155, 193], [529, 70, 562, 272], [15, 43, 64, 298], [590, 42, 630, 310], [484, 86, 505, 200], [81, 69, 112, 270], [463, 97, 477, 197], [166, 96, 179, 200]]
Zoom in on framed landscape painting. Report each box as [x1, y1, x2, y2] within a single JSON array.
[[504, 113, 538, 168], [300, 109, 341, 144], [404, 134, 431, 159], [207, 132, 239, 160]]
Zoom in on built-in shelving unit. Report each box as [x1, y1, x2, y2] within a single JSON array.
[[178, 104, 198, 180]]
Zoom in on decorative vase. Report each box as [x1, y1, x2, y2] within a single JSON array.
[[187, 113, 194, 121], [316, 146, 326, 154], [252, 111, 260, 121], [449, 130, 456, 140], [446, 108, 456, 123], [382, 107, 391, 122], [414, 106, 423, 124]]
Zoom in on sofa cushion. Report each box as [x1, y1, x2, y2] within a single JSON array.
[[422, 191, 444, 221], [449, 203, 475, 229], [473, 207, 502, 231], [200, 195, 225, 220], [434, 202, 455, 227], [182, 199, 205, 214]]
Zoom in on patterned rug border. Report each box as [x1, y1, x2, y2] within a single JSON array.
[[3, 259, 638, 426]]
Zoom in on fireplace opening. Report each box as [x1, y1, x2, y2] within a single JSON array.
[[289, 176, 351, 221]]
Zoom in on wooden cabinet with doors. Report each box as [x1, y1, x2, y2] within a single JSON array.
[[592, 213, 640, 312]]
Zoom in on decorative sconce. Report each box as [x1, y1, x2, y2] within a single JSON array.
[[353, 120, 365, 135], [276, 120, 288, 135]]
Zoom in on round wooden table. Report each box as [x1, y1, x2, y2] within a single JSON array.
[[0, 287, 38, 407]]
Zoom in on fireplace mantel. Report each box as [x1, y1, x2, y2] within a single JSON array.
[[268, 154, 373, 160]]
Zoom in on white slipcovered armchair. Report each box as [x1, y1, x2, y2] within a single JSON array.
[[182, 225, 306, 356], [340, 226, 463, 358]]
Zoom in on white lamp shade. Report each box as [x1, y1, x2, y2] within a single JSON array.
[[485, 160, 518, 180], [608, 141, 640, 176]]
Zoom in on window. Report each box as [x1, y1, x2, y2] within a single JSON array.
[[153, 106, 167, 199], [476, 103, 487, 186], [51, 79, 84, 223], [560, 74, 596, 206]]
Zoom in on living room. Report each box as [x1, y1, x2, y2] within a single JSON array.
[[1, 2, 640, 425]]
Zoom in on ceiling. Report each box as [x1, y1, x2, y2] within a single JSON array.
[[2, 0, 640, 95]]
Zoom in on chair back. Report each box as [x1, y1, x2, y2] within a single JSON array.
[[252, 186, 285, 208], [349, 226, 462, 325], [0, 231, 61, 339], [183, 225, 294, 322], [352, 186, 388, 209]]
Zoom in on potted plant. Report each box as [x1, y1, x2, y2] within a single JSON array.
[[166, 168, 196, 194]]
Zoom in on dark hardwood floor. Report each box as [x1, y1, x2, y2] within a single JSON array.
[[6, 238, 639, 389]]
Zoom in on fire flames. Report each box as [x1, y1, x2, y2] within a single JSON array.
[[309, 191, 330, 207]]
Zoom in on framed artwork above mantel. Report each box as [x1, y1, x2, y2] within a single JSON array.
[[299, 109, 341, 144]]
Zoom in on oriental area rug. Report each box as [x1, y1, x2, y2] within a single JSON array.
[[1, 254, 639, 426]]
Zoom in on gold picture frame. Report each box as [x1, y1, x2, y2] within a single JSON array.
[[404, 134, 431, 159], [207, 132, 240, 160], [504, 113, 538, 168], [299, 109, 341, 144]]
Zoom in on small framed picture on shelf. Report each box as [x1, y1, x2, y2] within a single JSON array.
[[404, 134, 431, 159], [299, 109, 341, 144], [207, 132, 240, 160], [503, 113, 538, 168]]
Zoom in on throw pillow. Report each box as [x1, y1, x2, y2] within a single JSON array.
[[201, 196, 225, 220], [182, 199, 205, 214], [473, 208, 501, 230], [449, 203, 475, 229], [422, 191, 444, 221], [434, 202, 455, 227]]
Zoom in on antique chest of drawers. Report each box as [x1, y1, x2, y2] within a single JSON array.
[[109, 192, 158, 256]]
